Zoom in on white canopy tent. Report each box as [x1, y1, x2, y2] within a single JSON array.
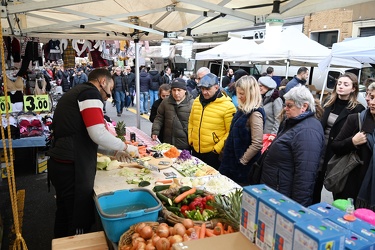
[[318, 36, 375, 101], [195, 38, 258, 60]]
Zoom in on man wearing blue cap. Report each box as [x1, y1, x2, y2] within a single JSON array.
[[188, 73, 236, 169]]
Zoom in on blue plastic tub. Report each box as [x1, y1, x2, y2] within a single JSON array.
[[94, 188, 162, 243]]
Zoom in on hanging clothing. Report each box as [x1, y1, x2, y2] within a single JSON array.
[[17, 37, 42, 77], [48, 40, 62, 61], [63, 39, 76, 69], [11, 37, 21, 63], [89, 40, 108, 68]]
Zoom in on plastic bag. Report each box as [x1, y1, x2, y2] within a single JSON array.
[[262, 134, 276, 154]]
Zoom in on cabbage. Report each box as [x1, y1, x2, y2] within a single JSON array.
[[106, 160, 121, 170], [97, 156, 111, 170]]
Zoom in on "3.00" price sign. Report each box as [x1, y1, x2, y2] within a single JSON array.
[[24, 95, 50, 112], [0, 96, 12, 114]]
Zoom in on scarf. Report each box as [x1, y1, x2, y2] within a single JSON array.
[[356, 111, 375, 211], [199, 89, 222, 107]]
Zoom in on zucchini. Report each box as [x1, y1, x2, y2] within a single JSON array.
[[138, 181, 151, 187], [195, 189, 204, 196], [179, 186, 192, 194], [156, 192, 173, 206], [166, 206, 180, 213], [152, 185, 171, 192]]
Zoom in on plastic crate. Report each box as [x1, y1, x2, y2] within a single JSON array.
[[94, 188, 162, 243]]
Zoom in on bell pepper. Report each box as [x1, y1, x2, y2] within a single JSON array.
[[180, 205, 189, 217], [189, 197, 204, 212]]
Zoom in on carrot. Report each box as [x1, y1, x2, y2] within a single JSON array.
[[137, 145, 146, 150], [155, 179, 173, 184], [205, 228, 216, 237], [174, 187, 197, 203], [199, 223, 206, 239], [216, 222, 224, 235], [227, 225, 233, 233], [213, 226, 221, 235], [196, 228, 200, 239]]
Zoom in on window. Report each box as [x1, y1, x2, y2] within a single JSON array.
[[310, 31, 339, 48]]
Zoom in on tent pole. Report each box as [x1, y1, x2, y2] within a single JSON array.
[[320, 67, 329, 103], [219, 59, 225, 88], [135, 40, 141, 129], [358, 66, 362, 83], [285, 60, 290, 79]]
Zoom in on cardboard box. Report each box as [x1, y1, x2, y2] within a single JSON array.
[[343, 231, 374, 250], [37, 151, 49, 174], [275, 203, 323, 250], [51, 231, 108, 250], [293, 219, 346, 250], [172, 232, 260, 250], [308, 202, 343, 218], [328, 212, 375, 244], [240, 184, 278, 243], [256, 193, 296, 250]]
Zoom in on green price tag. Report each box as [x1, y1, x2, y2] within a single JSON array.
[[23, 95, 50, 112], [0, 96, 12, 114]]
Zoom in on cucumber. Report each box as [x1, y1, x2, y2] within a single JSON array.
[[138, 181, 151, 187], [179, 186, 192, 194], [152, 185, 171, 192], [195, 189, 204, 196], [166, 206, 180, 213], [156, 192, 173, 206]]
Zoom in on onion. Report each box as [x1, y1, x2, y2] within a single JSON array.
[[169, 235, 183, 245], [140, 225, 153, 239], [186, 228, 195, 236], [173, 223, 186, 237], [136, 242, 146, 250], [152, 235, 161, 245], [182, 219, 194, 229], [132, 233, 140, 240], [183, 234, 191, 242], [168, 226, 174, 236], [135, 222, 147, 234], [145, 243, 155, 250], [155, 238, 170, 250], [156, 225, 169, 238]]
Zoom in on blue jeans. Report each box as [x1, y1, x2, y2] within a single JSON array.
[[139, 91, 149, 113], [149, 90, 159, 108], [114, 90, 125, 113]]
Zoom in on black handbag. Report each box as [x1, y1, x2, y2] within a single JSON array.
[[248, 148, 269, 185], [323, 113, 363, 193]]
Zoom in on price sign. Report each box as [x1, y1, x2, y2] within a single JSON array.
[[23, 95, 50, 112], [0, 96, 12, 114]]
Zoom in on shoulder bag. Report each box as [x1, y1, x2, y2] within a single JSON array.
[[324, 113, 363, 193]]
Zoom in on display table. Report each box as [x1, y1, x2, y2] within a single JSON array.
[[0, 135, 47, 174]]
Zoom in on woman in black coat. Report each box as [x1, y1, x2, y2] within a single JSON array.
[[312, 73, 365, 204]]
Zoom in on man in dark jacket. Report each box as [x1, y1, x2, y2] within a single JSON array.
[[47, 68, 139, 238], [148, 64, 162, 108], [284, 67, 309, 93], [112, 67, 128, 116], [124, 66, 135, 106], [139, 68, 151, 115]]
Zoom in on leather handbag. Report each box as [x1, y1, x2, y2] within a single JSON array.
[[324, 113, 363, 193]]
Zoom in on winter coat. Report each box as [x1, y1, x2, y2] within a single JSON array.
[[149, 70, 162, 91], [56, 69, 70, 92], [331, 110, 374, 201], [320, 100, 365, 172], [140, 72, 151, 92], [219, 108, 265, 184], [188, 91, 236, 154], [284, 76, 307, 93], [152, 93, 194, 150], [112, 74, 127, 92], [260, 111, 324, 206], [124, 72, 135, 90], [72, 73, 88, 87], [262, 89, 283, 134]]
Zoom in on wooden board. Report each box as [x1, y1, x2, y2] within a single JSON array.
[[52, 231, 108, 250], [148, 156, 173, 170]]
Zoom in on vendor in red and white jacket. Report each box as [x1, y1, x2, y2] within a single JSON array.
[[47, 68, 139, 238]]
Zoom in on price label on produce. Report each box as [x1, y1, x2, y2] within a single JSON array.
[[0, 96, 12, 114], [23, 95, 50, 112]]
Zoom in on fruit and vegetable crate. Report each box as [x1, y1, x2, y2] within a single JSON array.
[[157, 187, 219, 228], [118, 221, 159, 248]]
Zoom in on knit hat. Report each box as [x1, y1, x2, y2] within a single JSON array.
[[234, 69, 249, 82], [198, 73, 218, 88], [258, 76, 277, 89], [171, 78, 187, 90]]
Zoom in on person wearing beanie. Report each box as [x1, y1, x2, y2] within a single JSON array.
[[188, 73, 236, 169], [259, 76, 283, 134], [151, 78, 194, 150]]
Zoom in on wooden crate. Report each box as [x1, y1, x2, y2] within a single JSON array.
[[52, 231, 108, 250]]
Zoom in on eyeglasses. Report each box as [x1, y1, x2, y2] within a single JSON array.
[[283, 103, 296, 109]]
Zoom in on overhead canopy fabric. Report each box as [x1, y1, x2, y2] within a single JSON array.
[[226, 27, 331, 66], [195, 38, 258, 60], [318, 36, 375, 71], [0, 0, 373, 41]]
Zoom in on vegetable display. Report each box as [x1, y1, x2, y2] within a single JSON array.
[[119, 219, 235, 250], [155, 187, 217, 222], [163, 146, 180, 158]]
